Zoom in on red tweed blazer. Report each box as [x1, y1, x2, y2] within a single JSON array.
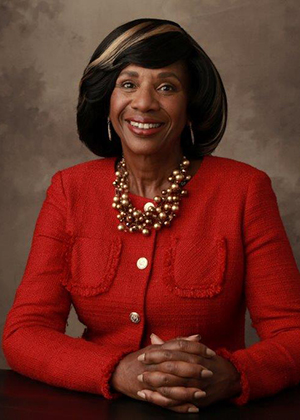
[[2, 155, 300, 405]]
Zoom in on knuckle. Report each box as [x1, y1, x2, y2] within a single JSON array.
[[162, 375, 170, 385], [163, 350, 173, 359], [178, 340, 188, 350], [165, 361, 176, 373]]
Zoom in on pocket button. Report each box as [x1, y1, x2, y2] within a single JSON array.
[[130, 312, 141, 324], [137, 257, 148, 270]]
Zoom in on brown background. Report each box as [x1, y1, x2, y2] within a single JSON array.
[[1, 0, 299, 369]]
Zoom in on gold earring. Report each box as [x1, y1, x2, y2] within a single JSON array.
[[107, 117, 112, 142], [189, 121, 195, 146]]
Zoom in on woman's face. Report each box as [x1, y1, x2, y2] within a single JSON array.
[[109, 60, 190, 157]]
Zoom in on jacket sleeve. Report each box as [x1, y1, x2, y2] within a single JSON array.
[[215, 170, 300, 405], [1, 171, 132, 399]]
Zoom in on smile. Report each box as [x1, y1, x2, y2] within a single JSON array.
[[128, 121, 164, 130]]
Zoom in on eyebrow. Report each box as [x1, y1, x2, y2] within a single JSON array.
[[118, 70, 182, 83]]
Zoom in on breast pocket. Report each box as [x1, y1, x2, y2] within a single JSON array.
[[62, 235, 122, 297], [162, 235, 227, 298]]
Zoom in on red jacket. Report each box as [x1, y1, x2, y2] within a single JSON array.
[[2, 155, 300, 405]]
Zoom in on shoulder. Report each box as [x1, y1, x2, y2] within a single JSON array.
[[49, 157, 116, 196], [59, 157, 116, 178], [206, 155, 271, 186]]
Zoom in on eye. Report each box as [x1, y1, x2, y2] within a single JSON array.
[[121, 81, 135, 89], [159, 84, 175, 92]]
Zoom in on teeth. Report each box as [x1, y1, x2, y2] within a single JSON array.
[[129, 121, 162, 129]]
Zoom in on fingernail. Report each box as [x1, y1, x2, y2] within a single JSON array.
[[188, 406, 200, 412], [206, 348, 216, 356], [137, 391, 146, 399], [187, 334, 201, 340], [194, 391, 206, 399], [137, 374, 144, 382], [137, 353, 145, 361], [201, 369, 213, 378], [150, 333, 159, 339]]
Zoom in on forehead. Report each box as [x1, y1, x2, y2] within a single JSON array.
[[118, 61, 189, 84]]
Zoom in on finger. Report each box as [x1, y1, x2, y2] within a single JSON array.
[[146, 360, 209, 379], [139, 348, 207, 366], [139, 370, 212, 389], [150, 333, 164, 345], [157, 386, 207, 402], [137, 389, 200, 412], [161, 338, 216, 358], [150, 333, 202, 346]]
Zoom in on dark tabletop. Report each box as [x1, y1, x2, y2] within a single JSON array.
[[1, 369, 300, 420]]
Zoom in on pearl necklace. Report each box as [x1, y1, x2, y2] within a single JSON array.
[[112, 156, 191, 236]]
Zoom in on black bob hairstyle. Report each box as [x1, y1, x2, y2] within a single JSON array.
[[77, 18, 227, 159]]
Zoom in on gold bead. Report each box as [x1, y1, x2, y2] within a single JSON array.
[[171, 205, 179, 212], [115, 171, 121, 177], [182, 159, 190, 167], [173, 169, 180, 176], [168, 176, 173, 182], [172, 196, 178, 202], [112, 202, 117, 208], [142, 228, 150, 236], [117, 224, 125, 231], [133, 211, 139, 218], [145, 219, 151, 225], [154, 196, 162, 203], [116, 204, 122, 209], [161, 190, 167, 195], [138, 216, 144, 222], [121, 193, 128, 199], [159, 212, 167, 220], [164, 220, 171, 226], [175, 174, 184, 182], [181, 190, 188, 196], [113, 196, 120, 203], [153, 223, 161, 230], [164, 204, 170, 210], [121, 199, 129, 206], [167, 188, 171, 194], [171, 184, 179, 190], [156, 206, 162, 213], [186, 175, 191, 181], [167, 196, 173, 202]]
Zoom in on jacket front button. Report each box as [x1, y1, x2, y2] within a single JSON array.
[[130, 312, 141, 324], [137, 257, 148, 270]]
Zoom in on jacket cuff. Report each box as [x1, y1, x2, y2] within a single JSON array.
[[215, 347, 250, 406]]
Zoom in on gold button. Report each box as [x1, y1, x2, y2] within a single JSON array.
[[144, 202, 155, 212], [137, 257, 148, 270], [130, 312, 141, 324]]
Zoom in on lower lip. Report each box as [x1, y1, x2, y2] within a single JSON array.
[[126, 121, 165, 136]]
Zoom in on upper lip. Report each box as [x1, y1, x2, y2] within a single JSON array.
[[125, 117, 164, 124]]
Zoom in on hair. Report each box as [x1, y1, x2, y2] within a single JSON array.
[[77, 18, 228, 159]]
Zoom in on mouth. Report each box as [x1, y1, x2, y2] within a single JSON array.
[[125, 119, 165, 136]]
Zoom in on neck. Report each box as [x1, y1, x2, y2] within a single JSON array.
[[121, 150, 185, 199]]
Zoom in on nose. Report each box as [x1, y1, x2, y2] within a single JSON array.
[[130, 85, 160, 112]]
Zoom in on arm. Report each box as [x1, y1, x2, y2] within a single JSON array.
[[215, 170, 300, 405], [1, 171, 132, 399]]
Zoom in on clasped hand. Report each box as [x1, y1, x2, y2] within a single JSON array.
[[111, 333, 241, 413]]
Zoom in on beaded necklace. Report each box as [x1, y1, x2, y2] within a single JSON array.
[[112, 155, 191, 236]]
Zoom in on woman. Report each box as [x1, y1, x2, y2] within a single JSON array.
[[2, 18, 300, 414]]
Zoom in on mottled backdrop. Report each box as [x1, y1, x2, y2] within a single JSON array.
[[1, 0, 299, 368]]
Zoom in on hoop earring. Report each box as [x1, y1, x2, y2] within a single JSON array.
[[107, 117, 112, 142], [189, 121, 195, 146]]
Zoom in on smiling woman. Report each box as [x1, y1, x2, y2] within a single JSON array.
[[2, 17, 300, 415]]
